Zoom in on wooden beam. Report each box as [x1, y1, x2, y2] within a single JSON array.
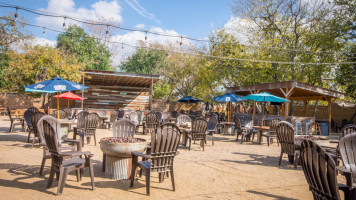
[[279, 88, 287, 97], [327, 97, 332, 135], [284, 88, 289, 120], [286, 87, 295, 97], [252, 101, 256, 126]]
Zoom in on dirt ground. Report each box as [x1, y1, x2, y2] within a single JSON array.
[[0, 116, 315, 200]]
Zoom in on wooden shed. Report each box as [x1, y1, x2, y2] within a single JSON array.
[[227, 81, 345, 133], [75, 70, 160, 110]]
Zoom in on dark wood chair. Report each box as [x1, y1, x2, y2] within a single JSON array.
[[205, 114, 218, 145], [104, 110, 118, 130], [300, 139, 354, 200], [102, 119, 136, 172], [196, 111, 203, 118], [234, 116, 251, 143], [135, 110, 144, 133], [262, 118, 281, 146], [176, 115, 191, 126], [52, 110, 66, 119], [337, 132, 356, 196], [7, 107, 25, 133], [276, 121, 300, 168], [27, 106, 39, 112], [30, 111, 45, 147], [188, 110, 196, 120], [188, 118, 208, 151], [170, 111, 179, 122], [340, 124, 356, 138], [73, 113, 100, 146], [161, 112, 171, 124], [63, 108, 72, 119], [179, 110, 185, 114], [130, 123, 181, 195], [24, 109, 36, 142], [73, 111, 89, 142], [37, 115, 81, 176], [70, 109, 77, 120], [40, 115, 95, 195], [143, 112, 160, 135], [218, 112, 225, 123]]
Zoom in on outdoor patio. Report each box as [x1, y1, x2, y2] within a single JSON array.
[[0, 116, 318, 199]]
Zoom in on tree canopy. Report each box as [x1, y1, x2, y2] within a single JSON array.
[[57, 24, 112, 71]]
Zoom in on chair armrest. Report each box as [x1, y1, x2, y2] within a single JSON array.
[[131, 151, 151, 159], [337, 166, 353, 187], [59, 151, 93, 158], [63, 139, 82, 151], [59, 146, 75, 151]]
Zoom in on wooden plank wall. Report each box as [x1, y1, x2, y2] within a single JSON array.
[[74, 85, 150, 110]]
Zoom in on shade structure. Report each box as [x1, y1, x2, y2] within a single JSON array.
[[244, 92, 289, 125], [211, 92, 245, 102], [53, 92, 83, 100], [178, 96, 201, 103], [243, 92, 289, 103], [24, 77, 88, 119]]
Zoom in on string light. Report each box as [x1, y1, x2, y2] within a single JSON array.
[[145, 31, 147, 41], [62, 16, 66, 28], [105, 25, 109, 35], [1, 16, 355, 66], [1, 3, 355, 56], [179, 37, 183, 46], [42, 27, 45, 36], [14, 6, 18, 20]]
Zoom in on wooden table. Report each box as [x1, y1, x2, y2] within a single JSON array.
[[252, 126, 270, 144], [99, 116, 109, 128], [294, 138, 338, 162], [220, 122, 235, 135]]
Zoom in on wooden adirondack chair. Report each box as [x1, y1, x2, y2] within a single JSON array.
[[74, 113, 100, 146], [51, 110, 66, 119], [24, 109, 35, 142], [104, 110, 118, 130], [205, 114, 218, 145], [130, 123, 181, 195], [102, 119, 136, 172], [39, 115, 95, 195], [144, 112, 160, 135], [276, 121, 300, 168], [188, 118, 208, 151], [262, 118, 281, 146], [300, 139, 354, 200], [176, 115, 191, 126]]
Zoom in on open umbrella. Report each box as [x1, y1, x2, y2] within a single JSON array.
[[53, 91, 83, 108], [244, 92, 289, 125], [178, 96, 201, 112], [212, 93, 246, 121], [205, 101, 210, 111], [24, 77, 88, 119]]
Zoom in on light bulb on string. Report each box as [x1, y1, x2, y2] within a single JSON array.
[[42, 27, 46, 36], [179, 37, 183, 46], [121, 43, 124, 49], [14, 7, 18, 21], [145, 31, 147, 41], [63, 16, 66, 28], [106, 25, 109, 35]]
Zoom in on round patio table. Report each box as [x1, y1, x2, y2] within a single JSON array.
[[252, 126, 270, 144]]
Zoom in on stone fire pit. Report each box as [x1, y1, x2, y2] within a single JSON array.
[[100, 137, 147, 180]]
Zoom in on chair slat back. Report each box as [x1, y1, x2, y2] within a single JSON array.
[[136, 110, 142, 124], [300, 139, 340, 200], [340, 124, 356, 138], [52, 110, 66, 119], [234, 116, 242, 134], [37, 115, 60, 147], [110, 110, 119, 123], [118, 109, 125, 119], [339, 131, 356, 184], [176, 115, 191, 125], [63, 108, 72, 118], [129, 111, 139, 125], [207, 115, 218, 131], [112, 119, 136, 138], [150, 123, 181, 172], [27, 106, 39, 112], [154, 112, 162, 120], [196, 111, 203, 118], [276, 121, 295, 155], [31, 112, 45, 138], [24, 109, 34, 127], [146, 112, 160, 127], [192, 118, 208, 140], [77, 111, 89, 128], [84, 113, 100, 136], [270, 118, 281, 133], [161, 112, 170, 122]]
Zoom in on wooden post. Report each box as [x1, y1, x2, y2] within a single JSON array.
[[252, 101, 256, 126], [303, 100, 309, 117], [284, 88, 289, 120], [150, 77, 153, 111], [81, 74, 84, 109], [327, 98, 332, 135]]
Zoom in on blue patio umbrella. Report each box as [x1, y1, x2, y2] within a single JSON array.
[[205, 101, 209, 111], [212, 93, 246, 122], [244, 92, 289, 124], [178, 96, 201, 103], [211, 92, 245, 102], [24, 77, 88, 119]]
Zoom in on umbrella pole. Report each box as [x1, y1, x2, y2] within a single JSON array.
[[68, 99, 69, 108], [57, 92, 60, 119]]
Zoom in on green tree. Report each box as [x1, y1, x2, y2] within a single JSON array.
[[2, 45, 83, 93], [57, 24, 111, 70]]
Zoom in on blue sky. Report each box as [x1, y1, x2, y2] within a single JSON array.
[[0, 0, 235, 64]]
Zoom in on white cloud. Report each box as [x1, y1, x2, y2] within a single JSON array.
[[30, 37, 57, 47], [222, 16, 253, 44], [134, 24, 145, 29], [108, 27, 181, 66], [36, 0, 122, 30], [124, 0, 160, 24]]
